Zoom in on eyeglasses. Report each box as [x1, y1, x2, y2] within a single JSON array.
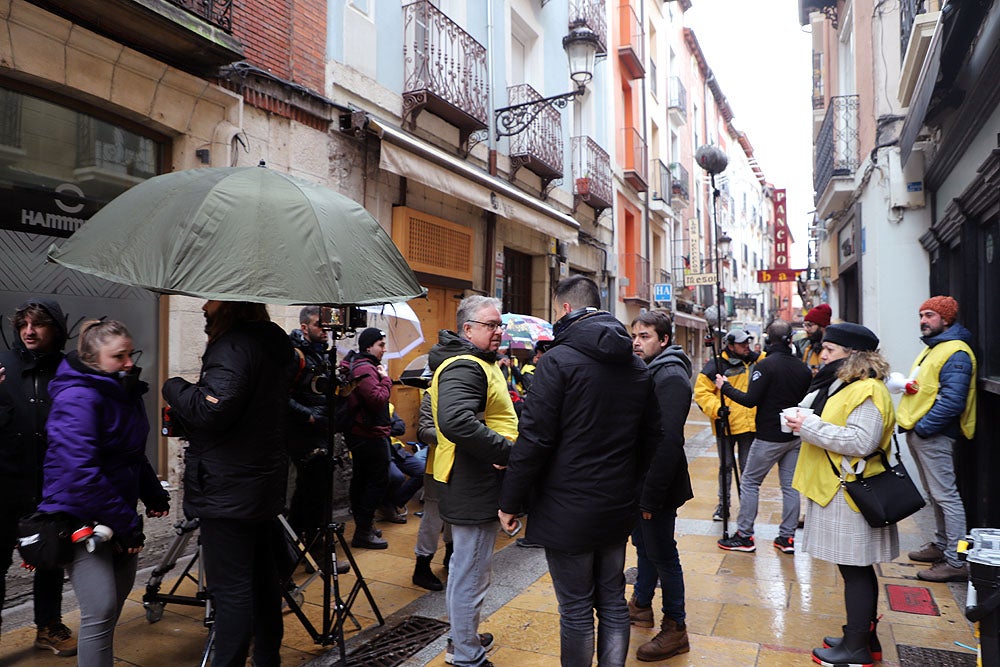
[[466, 320, 507, 332]]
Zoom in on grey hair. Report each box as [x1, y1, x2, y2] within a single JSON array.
[[456, 295, 502, 337]]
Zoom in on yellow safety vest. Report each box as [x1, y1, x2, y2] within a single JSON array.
[[792, 378, 895, 512], [428, 354, 518, 483], [896, 339, 977, 439]]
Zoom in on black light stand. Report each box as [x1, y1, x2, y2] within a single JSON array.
[[696, 145, 737, 539], [280, 305, 384, 664]]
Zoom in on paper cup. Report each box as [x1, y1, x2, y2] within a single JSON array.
[[781, 407, 814, 432]]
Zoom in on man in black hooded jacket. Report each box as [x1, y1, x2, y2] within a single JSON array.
[[163, 300, 293, 667], [499, 276, 661, 667], [0, 299, 77, 655]]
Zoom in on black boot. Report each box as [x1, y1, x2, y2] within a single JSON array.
[[351, 525, 388, 550], [812, 629, 874, 667], [412, 555, 444, 591], [822, 618, 882, 660], [443, 541, 454, 571]]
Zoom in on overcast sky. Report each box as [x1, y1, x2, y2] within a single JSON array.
[[685, 0, 813, 266]]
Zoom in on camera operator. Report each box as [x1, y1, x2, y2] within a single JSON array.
[[162, 300, 293, 667], [286, 306, 333, 548]]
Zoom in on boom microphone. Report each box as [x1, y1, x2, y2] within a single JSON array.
[[695, 144, 729, 175]]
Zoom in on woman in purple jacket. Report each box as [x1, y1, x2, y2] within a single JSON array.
[[39, 320, 169, 666]]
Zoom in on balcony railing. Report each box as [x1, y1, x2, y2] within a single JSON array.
[[508, 84, 563, 187], [402, 0, 489, 147], [668, 76, 687, 123], [814, 95, 860, 199], [569, 0, 608, 56], [657, 268, 671, 284], [621, 126, 647, 192], [617, 3, 645, 80], [572, 135, 613, 211], [669, 161, 689, 204], [812, 51, 824, 110], [619, 252, 650, 302], [651, 159, 670, 201], [169, 0, 233, 32], [900, 0, 929, 60]]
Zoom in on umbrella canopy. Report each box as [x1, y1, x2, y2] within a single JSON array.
[[501, 313, 554, 350], [47, 166, 425, 306], [336, 302, 425, 360]]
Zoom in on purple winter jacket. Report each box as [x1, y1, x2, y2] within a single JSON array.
[[38, 353, 167, 537]]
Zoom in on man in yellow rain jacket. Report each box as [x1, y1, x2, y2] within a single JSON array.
[[694, 330, 760, 522]]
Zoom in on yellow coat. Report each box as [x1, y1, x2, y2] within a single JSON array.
[[694, 350, 760, 435]]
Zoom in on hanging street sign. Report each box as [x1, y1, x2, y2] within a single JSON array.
[[756, 269, 806, 283], [683, 272, 717, 286], [653, 283, 672, 302]]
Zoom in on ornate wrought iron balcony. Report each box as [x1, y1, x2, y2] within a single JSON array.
[[507, 84, 564, 190], [572, 135, 612, 211], [25, 0, 242, 73], [814, 95, 860, 201], [402, 0, 489, 150], [569, 0, 608, 56], [651, 159, 670, 202]]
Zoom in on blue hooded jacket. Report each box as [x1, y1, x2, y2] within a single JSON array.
[[914, 322, 975, 439], [38, 353, 167, 536]]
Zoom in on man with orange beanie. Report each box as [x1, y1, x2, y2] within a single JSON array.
[[898, 295, 977, 582], [798, 303, 831, 374]]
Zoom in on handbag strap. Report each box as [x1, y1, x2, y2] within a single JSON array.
[[826, 435, 897, 483]]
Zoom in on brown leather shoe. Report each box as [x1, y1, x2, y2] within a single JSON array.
[[917, 560, 968, 583], [628, 595, 654, 628], [636, 617, 690, 661], [908, 542, 945, 563]]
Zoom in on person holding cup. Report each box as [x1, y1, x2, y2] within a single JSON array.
[[714, 320, 812, 554], [785, 323, 898, 667]]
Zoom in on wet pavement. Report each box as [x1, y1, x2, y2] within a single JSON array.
[[0, 401, 979, 665]]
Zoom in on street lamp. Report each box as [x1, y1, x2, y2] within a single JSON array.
[[492, 23, 601, 139]]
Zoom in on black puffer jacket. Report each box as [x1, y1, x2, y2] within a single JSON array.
[[640, 345, 694, 513], [0, 299, 67, 504], [287, 329, 331, 458], [430, 330, 513, 525], [499, 311, 661, 552], [163, 321, 293, 520], [721, 342, 812, 442]]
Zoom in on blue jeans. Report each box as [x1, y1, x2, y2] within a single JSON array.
[[908, 431, 966, 567], [446, 523, 497, 667], [387, 444, 425, 507], [631, 510, 685, 623], [66, 542, 137, 667], [545, 541, 630, 667], [735, 437, 801, 539]]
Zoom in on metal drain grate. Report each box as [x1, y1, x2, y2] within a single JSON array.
[[340, 615, 450, 666], [897, 644, 977, 666]]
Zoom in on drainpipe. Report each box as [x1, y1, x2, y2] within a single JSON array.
[[484, 0, 498, 294], [640, 0, 650, 312]]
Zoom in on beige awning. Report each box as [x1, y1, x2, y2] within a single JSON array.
[[674, 311, 708, 330], [371, 119, 580, 244]]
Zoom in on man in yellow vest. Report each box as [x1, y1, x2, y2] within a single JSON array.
[[428, 295, 516, 667], [898, 295, 977, 583]]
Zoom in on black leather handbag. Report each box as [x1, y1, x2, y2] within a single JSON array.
[[829, 434, 927, 528]]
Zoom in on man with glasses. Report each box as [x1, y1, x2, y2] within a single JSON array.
[[428, 296, 515, 667], [0, 300, 77, 656]]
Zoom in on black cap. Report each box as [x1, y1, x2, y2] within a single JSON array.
[[823, 322, 879, 352], [357, 327, 385, 352]]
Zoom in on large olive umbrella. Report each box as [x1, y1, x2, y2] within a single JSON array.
[[47, 165, 425, 306]]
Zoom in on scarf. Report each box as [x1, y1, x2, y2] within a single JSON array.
[[803, 357, 847, 416]]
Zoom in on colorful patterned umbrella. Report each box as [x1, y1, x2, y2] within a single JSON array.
[[500, 313, 553, 350]]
